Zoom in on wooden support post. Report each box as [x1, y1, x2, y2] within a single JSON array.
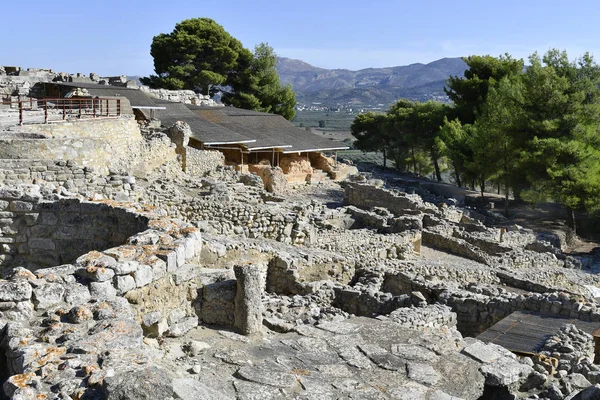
[[44, 101, 48, 123], [18, 101, 23, 125]]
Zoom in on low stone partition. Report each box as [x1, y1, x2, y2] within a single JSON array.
[[422, 230, 492, 265], [0, 191, 149, 270], [344, 183, 440, 215], [185, 147, 225, 177], [387, 304, 457, 330], [0, 159, 148, 203], [266, 253, 352, 295], [180, 197, 316, 244]]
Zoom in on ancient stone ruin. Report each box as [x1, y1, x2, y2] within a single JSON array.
[[2, 67, 600, 399]]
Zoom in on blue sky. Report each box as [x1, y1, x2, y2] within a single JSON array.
[[2, 0, 599, 76]]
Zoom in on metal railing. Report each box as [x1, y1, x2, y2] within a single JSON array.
[[0, 97, 121, 126]]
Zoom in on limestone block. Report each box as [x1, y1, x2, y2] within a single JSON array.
[[114, 275, 136, 295], [32, 282, 65, 310], [63, 283, 91, 305], [0, 280, 32, 302], [112, 260, 140, 275], [172, 378, 232, 400], [9, 201, 33, 212], [89, 281, 117, 300], [168, 308, 187, 325], [22, 213, 39, 226], [234, 264, 263, 335], [156, 250, 177, 272], [173, 264, 199, 285], [149, 257, 166, 281], [28, 238, 55, 251], [166, 316, 198, 337], [133, 264, 153, 288]]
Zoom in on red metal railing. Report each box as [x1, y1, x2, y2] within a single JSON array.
[[0, 97, 122, 125]]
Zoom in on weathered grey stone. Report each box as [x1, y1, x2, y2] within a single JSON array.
[[172, 378, 233, 400], [114, 275, 136, 295], [479, 356, 535, 387], [68, 305, 93, 324], [32, 282, 65, 309], [133, 264, 153, 287], [358, 343, 405, 371], [173, 263, 199, 285], [89, 281, 117, 299], [9, 200, 33, 211], [406, 361, 441, 386], [112, 260, 140, 275], [77, 265, 115, 282], [185, 340, 211, 356], [391, 344, 439, 362], [167, 316, 198, 337], [461, 341, 504, 364], [142, 311, 162, 327], [64, 282, 91, 304], [102, 366, 173, 400], [234, 264, 263, 335], [28, 238, 55, 251], [236, 365, 297, 388], [0, 280, 32, 302]]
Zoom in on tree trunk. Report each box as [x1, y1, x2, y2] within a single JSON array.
[[382, 147, 387, 169], [504, 178, 509, 217], [433, 157, 442, 182], [480, 174, 486, 207], [411, 147, 417, 174], [471, 177, 476, 191], [453, 162, 461, 187], [567, 208, 577, 235], [497, 182, 501, 195]]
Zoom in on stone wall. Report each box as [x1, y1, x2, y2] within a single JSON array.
[[0, 117, 142, 174], [0, 160, 142, 201], [180, 198, 312, 244], [140, 87, 222, 106], [344, 183, 440, 216], [422, 230, 492, 264], [185, 148, 225, 177], [0, 194, 149, 270]]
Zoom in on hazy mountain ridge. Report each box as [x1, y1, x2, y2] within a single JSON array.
[[276, 57, 468, 106]]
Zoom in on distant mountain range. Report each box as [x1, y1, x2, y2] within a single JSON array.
[[276, 57, 468, 107]]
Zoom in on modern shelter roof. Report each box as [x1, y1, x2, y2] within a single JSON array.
[[149, 101, 254, 145], [187, 105, 349, 152], [49, 82, 163, 109], [476, 310, 600, 355]]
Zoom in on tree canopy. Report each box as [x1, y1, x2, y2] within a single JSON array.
[[351, 49, 600, 230], [142, 18, 296, 120]]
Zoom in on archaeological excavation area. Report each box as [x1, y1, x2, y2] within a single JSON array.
[[2, 68, 600, 399]]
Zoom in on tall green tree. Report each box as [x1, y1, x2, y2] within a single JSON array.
[[445, 54, 524, 124], [437, 117, 472, 187], [350, 112, 393, 168], [141, 18, 249, 94], [471, 75, 525, 212], [223, 43, 296, 120], [413, 101, 450, 181], [519, 50, 600, 230], [142, 19, 296, 119]]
